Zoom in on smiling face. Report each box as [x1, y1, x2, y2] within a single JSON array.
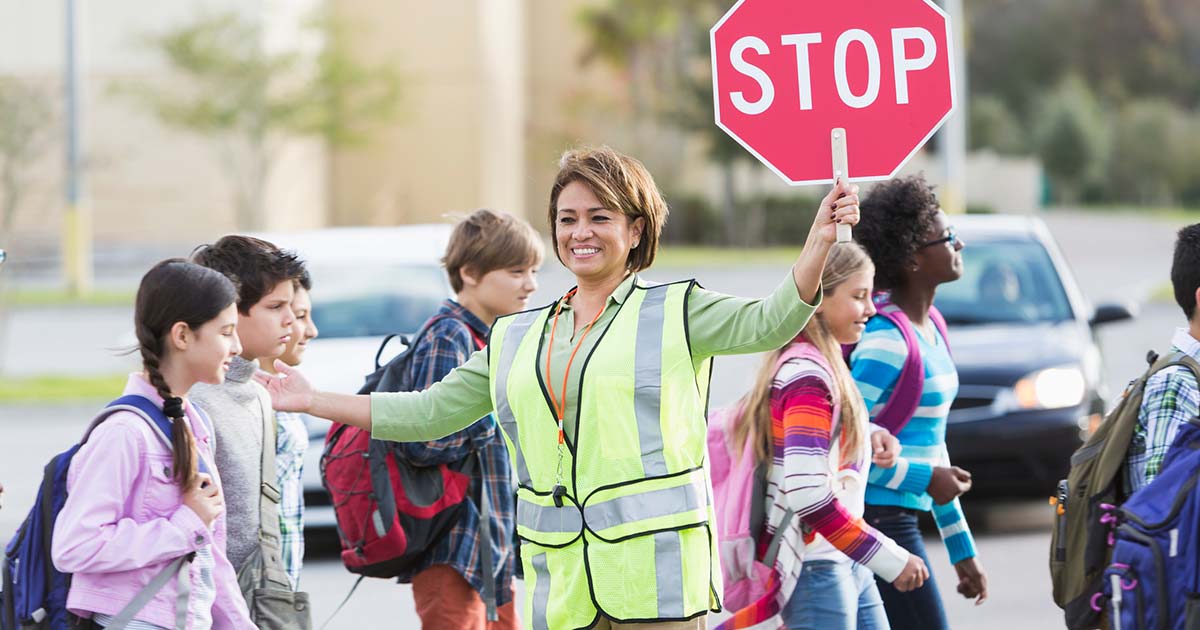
[[913, 210, 966, 286], [237, 280, 295, 362], [816, 270, 877, 345], [178, 302, 242, 385], [554, 180, 645, 286], [278, 287, 318, 367]]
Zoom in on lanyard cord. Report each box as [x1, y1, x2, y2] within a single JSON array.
[[545, 288, 606, 446]]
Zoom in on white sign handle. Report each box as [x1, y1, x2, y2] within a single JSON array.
[[832, 127, 851, 243]]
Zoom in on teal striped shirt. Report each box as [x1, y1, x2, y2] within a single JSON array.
[[850, 315, 977, 564]]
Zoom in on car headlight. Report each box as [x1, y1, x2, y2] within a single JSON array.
[[1013, 365, 1086, 410]]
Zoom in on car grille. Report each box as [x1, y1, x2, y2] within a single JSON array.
[[948, 385, 1006, 423], [951, 396, 993, 411]]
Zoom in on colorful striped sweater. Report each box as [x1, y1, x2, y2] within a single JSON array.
[[850, 315, 978, 565], [762, 348, 909, 584]]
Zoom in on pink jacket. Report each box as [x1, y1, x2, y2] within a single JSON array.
[[51, 374, 253, 629]]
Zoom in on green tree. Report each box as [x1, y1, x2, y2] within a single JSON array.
[[0, 78, 52, 241], [118, 12, 401, 230], [1105, 100, 1195, 206], [968, 95, 1025, 155], [1032, 76, 1108, 203]]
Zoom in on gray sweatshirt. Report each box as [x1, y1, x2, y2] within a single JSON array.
[[190, 355, 266, 572]]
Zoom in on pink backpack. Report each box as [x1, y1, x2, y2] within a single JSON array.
[[709, 341, 839, 628]]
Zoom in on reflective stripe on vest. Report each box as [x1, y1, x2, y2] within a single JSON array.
[[530, 553, 552, 630], [494, 309, 539, 487], [582, 468, 709, 541], [634, 284, 669, 477]]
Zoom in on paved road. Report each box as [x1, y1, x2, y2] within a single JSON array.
[[0, 210, 1194, 628]]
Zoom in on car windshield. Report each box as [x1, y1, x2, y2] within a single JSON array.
[[308, 263, 448, 338], [934, 239, 1074, 325]]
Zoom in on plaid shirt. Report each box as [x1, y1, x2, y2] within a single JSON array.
[[275, 409, 309, 590], [392, 300, 516, 606], [1126, 328, 1200, 493]]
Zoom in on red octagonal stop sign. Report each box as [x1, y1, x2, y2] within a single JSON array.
[[711, 0, 956, 185]]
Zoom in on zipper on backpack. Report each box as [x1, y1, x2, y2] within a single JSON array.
[[1053, 480, 1068, 561]]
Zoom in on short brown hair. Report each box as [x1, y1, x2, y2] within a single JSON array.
[[442, 209, 544, 293], [547, 146, 668, 272]]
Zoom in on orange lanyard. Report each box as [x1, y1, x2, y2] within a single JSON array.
[[544, 288, 606, 447]]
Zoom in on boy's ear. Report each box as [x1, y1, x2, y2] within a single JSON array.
[[1193, 287, 1200, 321], [631, 216, 646, 245], [459, 265, 481, 289], [168, 321, 191, 351]]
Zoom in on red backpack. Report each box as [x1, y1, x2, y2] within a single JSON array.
[[321, 314, 486, 579]]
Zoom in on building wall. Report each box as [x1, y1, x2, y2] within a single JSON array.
[[0, 0, 328, 250]]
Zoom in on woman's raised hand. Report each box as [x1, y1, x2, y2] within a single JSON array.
[[810, 178, 861, 245], [253, 360, 314, 414]]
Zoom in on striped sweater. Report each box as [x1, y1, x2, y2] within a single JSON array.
[[850, 315, 978, 564], [762, 347, 909, 584]]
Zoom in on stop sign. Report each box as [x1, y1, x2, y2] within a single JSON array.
[[711, 0, 956, 185]]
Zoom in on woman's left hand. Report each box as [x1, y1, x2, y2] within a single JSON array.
[[810, 178, 861, 245], [253, 360, 314, 413], [870, 428, 901, 468]]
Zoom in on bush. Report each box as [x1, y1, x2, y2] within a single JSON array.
[[1104, 100, 1197, 206]]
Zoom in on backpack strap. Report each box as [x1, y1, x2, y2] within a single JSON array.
[[86, 395, 211, 476], [251, 386, 292, 591], [869, 295, 930, 435], [103, 555, 192, 630]]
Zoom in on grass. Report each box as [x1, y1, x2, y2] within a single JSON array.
[[655, 245, 804, 268], [4, 288, 134, 308], [0, 373, 129, 404], [1060, 204, 1200, 224]]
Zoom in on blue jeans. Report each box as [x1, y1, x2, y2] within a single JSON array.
[[864, 505, 949, 630], [782, 560, 890, 630]]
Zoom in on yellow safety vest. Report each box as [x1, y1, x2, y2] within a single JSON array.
[[489, 279, 721, 629]]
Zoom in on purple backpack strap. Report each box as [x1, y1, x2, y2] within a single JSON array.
[[871, 301, 924, 435]]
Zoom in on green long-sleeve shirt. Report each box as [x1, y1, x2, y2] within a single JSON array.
[[371, 271, 819, 443]]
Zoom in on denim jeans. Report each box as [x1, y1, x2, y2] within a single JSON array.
[[781, 560, 890, 630], [863, 505, 949, 630]]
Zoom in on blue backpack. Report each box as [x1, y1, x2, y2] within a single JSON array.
[[1, 395, 210, 630], [1100, 417, 1200, 630]]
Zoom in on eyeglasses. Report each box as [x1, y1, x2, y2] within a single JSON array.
[[919, 228, 959, 249]]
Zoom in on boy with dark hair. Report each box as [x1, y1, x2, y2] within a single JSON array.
[[262, 269, 319, 590], [189, 235, 311, 626], [1126, 223, 1200, 492], [402, 209, 542, 630]]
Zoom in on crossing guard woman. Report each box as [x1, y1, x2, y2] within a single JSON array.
[[257, 146, 860, 629]]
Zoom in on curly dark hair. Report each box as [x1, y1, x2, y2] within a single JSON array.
[[854, 175, 941, 290]]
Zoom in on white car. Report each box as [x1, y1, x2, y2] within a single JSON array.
[[258, 225, 455, 530]]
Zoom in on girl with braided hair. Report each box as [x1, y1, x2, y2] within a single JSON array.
[[52, 259, 255, 629]]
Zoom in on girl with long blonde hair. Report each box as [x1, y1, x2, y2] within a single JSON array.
[[735, 243, 928, 630]]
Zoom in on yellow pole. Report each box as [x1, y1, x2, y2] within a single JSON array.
[[62, 0, 92, 295]]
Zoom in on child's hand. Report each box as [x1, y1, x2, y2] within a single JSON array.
[[183, 473, 224, 528], [891, 553, 929, 592], [870, 429, 901, 468]]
